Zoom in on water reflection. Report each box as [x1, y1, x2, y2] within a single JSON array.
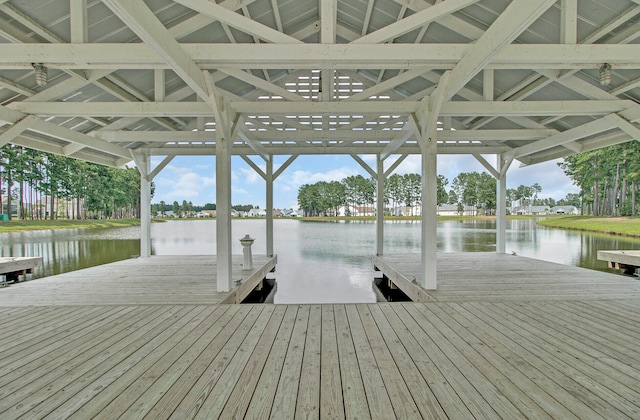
[[1, 219, 639, 303]]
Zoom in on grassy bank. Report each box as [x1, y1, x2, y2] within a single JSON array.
[[0, 218, 141, 233], [536, 216, 640, 237]]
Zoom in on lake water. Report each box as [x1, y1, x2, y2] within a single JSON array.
[[1, 219, 639, 303]]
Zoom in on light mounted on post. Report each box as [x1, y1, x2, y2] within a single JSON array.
[[32, 63, 48, 87], [599, 63, 612, 86]]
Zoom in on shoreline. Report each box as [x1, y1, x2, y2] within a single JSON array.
[[2, 215, 639, 239]]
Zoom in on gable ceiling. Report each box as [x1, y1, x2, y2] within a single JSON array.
[[1, 0, 640, 169]]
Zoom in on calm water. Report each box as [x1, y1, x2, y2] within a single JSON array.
[[1, 219, 639, 303]]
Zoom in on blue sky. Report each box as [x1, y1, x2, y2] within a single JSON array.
[[151, 154, 579, 209]]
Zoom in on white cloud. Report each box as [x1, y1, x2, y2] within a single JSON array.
[[154, 165, 215, 204]]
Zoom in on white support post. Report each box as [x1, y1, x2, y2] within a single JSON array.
[[421, 138, 438, 289], [132, 151, 151, 258], [266, 158, 274, 257], [496, 155, 507, 254], [496, 155, 513, 253], [376, 155, 384, 256], [216, 128, 233, 292]]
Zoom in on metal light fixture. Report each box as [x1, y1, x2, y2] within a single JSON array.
[[599, 63, 612, 86], [32, 63, 48, 87]]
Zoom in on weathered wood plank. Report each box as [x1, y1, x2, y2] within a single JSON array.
[[140, 305, 257, 419], [357, 304, 422, 418], [191, 305, 285, 419], [0, 305, 185, 418], [466, 302, 622, 418], [319, 305, 344, 419], [386, 303, 475, 419], [269, 305, 309, 418], [75, 305, 229, 419], [332, 304, 370, 419], [295, 304, 321, 419], [0, 306, 138, 392], [242, 305, 299, 418], [344, 304, 396, 419]]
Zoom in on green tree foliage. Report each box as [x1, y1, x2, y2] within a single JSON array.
[[299, 172, 453, 217], [559, 142, 640, 216], [0, 146, 143, 220]]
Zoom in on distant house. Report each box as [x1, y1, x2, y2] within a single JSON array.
[[337, 205, 375, 217], [281, 208, 298, 217], [436, 204, 476, 216], [511, 205, 550, 215], [272, 209, 282, 217], [550, 205, 579, 215], [197, 210, 216, 218], [248, 208, 266, 217]]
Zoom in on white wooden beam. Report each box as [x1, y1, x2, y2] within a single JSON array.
[[102, 0, 211, 105], [350, 154, 376, 178], [238, 129, 270, 162], [0, 116, 32, 147], [148, 156, 175, 181], [5, 44, 640, 70], [13, 99, 631, 118], [273, 154, 298, 179], [70, 0, 88, 43], [347, 69, 427, 102], [442, 0, 557, 101], [174, 0, 301, 44], [472, 153, 499, 179], [352, 0, 479, 44], [220, 68, 305, 102], [561, 0, 578, 44], [27, 121, 132, 160], [606, 113, 640, 140], [0, 76, 35, 97], [505, 116, 619, 160]]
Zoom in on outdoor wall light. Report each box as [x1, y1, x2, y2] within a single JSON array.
[[599, 63, 612, 86], [32, 63, 48, 87]]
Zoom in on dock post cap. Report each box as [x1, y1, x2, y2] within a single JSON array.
[[239, 234, 255, 269]]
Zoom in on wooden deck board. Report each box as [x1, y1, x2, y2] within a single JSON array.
[[0, 255, 276, 306], [0, 253, 638, 418]]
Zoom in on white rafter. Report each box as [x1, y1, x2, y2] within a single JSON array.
[[102, 0, 211, 105]]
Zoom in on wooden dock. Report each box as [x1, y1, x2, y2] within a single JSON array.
[[0, 252, 639, 418], [0, 256, 42, 284], [0, 255, 277, 306], [598, 249, 640, 274]]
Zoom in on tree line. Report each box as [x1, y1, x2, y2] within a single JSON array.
[[559, 141, 640, 216], [297, 172, 567, 217], [0, 145, 145, 220]]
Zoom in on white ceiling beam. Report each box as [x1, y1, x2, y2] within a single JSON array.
[[102, 0, 211, 105], [220, 68, 305, 102], [174, 0, 301, 44], [70, 0, 88, 43], [238, 131, 270, 163], [169, 0, 257, 40], [5, 43, 640, 70], [380, 120, 416, 160], [0, 76, 35, 97], [505, 116, 619, 160], [442, 0, 557, 102], [0, 104, 26, 124], [561, 0, 578, 44], [473, 153, 499, 179], [605, 114, 640, 140], [12, 100, 634, 118], [95, 128, 556, 143], [352, 0, 479, 44], [26, 117, 132, 159], [347, 69, 427, 102], [361, 0, 375, 35], [0, 116, 32, 147]]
